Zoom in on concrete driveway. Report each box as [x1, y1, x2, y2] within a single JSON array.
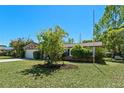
[[0, 59, 24, 63]]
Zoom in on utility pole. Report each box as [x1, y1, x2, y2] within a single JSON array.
[[93, 9, 95, 64], [79, 33, 82, 44]]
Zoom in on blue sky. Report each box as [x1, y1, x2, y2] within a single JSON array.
[[0, 5, 105, 46]]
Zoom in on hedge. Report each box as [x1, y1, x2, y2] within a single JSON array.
[[71, 45, 92, 58], [33, 51, 41, 59]]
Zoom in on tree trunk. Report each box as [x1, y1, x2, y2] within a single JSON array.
[[118, 45, 122, 56]]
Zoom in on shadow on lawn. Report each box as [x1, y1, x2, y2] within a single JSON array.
[[104, 58, 124, 64], [67, 61, 107, 65], [20, 63, 78, 79]]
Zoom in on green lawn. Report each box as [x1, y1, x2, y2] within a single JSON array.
[[0, 56, 13, 59], [0, 60, 124, 88]]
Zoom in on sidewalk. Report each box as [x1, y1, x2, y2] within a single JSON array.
[[0, 59, 23, 63]]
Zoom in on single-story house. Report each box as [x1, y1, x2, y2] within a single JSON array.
[[23, 42, 102, 59]]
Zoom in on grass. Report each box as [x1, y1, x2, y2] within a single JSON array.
[[0, 60, 124, 88], [0, 56, 13, 59]]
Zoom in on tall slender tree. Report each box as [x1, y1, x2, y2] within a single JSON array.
[[94, 5, 124, 41], [94, 5, 124, 57]]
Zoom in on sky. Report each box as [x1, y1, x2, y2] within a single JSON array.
[[0, 5, 105, 46]]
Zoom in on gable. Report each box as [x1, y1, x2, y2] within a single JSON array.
[[24, 42, 38, 50]]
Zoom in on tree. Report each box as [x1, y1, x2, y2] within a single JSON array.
[[94, 5, 124, 41], [94, 23, 101, 41], [37, 26, 68, 65], [93, 5, 124, 58], [103, 28, 124, 57], [9, 38, 33, 58]]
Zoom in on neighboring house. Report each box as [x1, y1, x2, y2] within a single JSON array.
[[0, 45, 13, 51], [23, 42, 102, 59], [0, 45, 13, 56], [23, 42, 39, 59], [0, 45, 7, 48]]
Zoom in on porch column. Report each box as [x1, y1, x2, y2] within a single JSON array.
[[68, 48, 71, 56], [93, 47, 95, 63]]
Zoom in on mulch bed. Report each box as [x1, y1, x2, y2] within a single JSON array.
[[20, 63, 78, 79]]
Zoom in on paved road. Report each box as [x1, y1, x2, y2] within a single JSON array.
[[0, 59, 23, 63]]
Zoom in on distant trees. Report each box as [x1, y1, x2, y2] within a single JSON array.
[[82, 40, 93, 43], [37, 26, 68, 65], [67, 38, 74, 44], [9, 38, 33, 58], [64, 37, 74, 44]]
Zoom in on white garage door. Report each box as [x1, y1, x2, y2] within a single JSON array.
[[25, 50, 38, 59]]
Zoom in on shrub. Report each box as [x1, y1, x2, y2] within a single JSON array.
[[33, 51, 40, 59], [62, 50, 69, 58], [82, 48, 92, 57], [71, 45, 83, 58], [10, 50, 16, 57], [71, 45, 105, 64], [95, 47, 106, 64], [20, 51, 25, 58], [5, 51, 12, 56], [0, 50, 7, 56], [71, 45, 92, 58], [105, 52, 112, 58]]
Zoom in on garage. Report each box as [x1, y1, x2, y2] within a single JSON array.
[[23, 42, 39, 59], [25, 49, 38, 59]]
